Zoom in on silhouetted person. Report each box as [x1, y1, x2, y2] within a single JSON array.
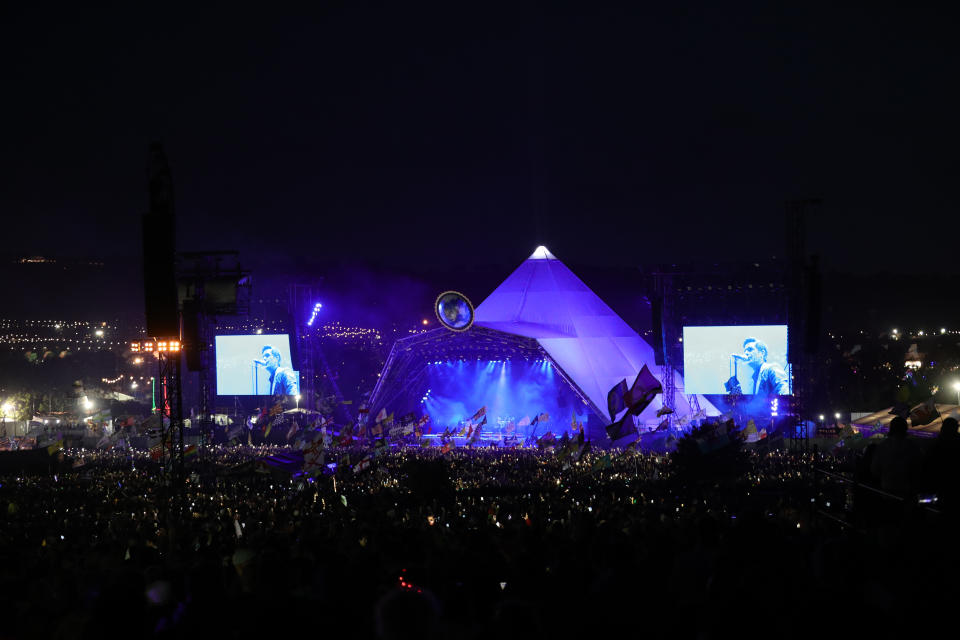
[[924, 417, 960, 517], [870, 416, 923, 501]]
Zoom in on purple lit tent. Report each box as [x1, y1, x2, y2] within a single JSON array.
[[369, 247, 718, 443]]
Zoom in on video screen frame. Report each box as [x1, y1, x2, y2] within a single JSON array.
[[682, 325, 791, 396], [215, 334, 300, 396]]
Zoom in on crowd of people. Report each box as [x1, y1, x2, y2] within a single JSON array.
[[0, 425, 958, 639]]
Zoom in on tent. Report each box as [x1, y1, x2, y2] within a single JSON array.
[[369, 247, 718, 442]]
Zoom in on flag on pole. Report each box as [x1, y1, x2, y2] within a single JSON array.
[[605, 413, 635, 441], [888, 402, 910, 418], [353, 454, 373, 474], [624, 365, 662, 416], [470, 406, 487, 422], [518, 415, 531, 427], [909, 397, 940, 426], [591, 454, 612, 472], [607, 379, 628, 421]]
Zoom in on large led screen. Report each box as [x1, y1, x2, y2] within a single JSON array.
[[215, 334, 299, 396], [682, 325, 791, 396]]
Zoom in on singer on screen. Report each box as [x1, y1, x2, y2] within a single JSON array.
[[257, 345, 299, 396], [733, 337, 788, 396]]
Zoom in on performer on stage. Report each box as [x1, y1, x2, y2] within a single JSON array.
[[735, 337, 789, 396], [259, 345, 299, 396]]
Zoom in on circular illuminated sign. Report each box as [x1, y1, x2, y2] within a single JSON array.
[[435, 291, 474, 332]]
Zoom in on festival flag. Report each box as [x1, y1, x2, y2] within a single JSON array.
[[909, 397, 940, 426], [46, 439, 64, 456], [263, 419, 273, 438], [518, 415, 531, 428], [758, 428, 768, 441], [269, 401, 284, 416], [286, 422, 299, 441], [607, 378, 628, 421], [149, 443, 164, 461], [375, 408, 387, 424], [743, 419, 760, 443], [371, 422, 383, 437], [624, 365, 662, 416], [888, 402, 911, 418], [605, 413, 634, 441], [470, 417, 485, 443], [441, 442, 453, 454], [654, 418, 670, 432], [592, 453, 612, 472], [303, 440, 326, 476], [353, 454, 373, 474], [470, 406, 487, 422], [184, 444, 198, 459], [656, 405, 674, 418]]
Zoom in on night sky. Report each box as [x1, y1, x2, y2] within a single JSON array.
[[3, 3, 958, 281]]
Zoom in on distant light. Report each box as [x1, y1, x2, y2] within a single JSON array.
[[307, 303, 323, 327], [422, 319, 429, 326], [295, 394, 301, 401], [942, 328, 947, 334], [834, 412, 841, 420], [818, 415, 824, 421], [953, 381, 960, 392], [94, 329, 104, 337], [892, 329, 898, 334]]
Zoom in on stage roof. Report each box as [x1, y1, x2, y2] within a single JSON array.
[[473, 246, 718, 425]]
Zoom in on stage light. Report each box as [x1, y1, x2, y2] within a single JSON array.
[[834, 412, 840, 420], [942, 328, 947, 334]]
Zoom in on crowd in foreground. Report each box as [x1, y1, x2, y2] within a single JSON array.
[[0, 423, 958, 640]]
